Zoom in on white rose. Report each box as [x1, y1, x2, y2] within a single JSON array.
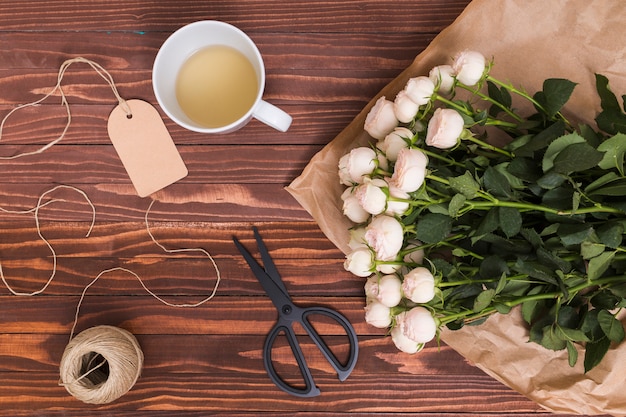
[[344, 247, 374, 277], [348, 227, 368, 250], [403, 76, 435, 106], [364, 96, 399, 140], [391, 326, 423, 354], [396, 306, 437, 344], [365, 215, 404, 261], [403, 240, 425, 264], [428, 64, 455, 95], [389, 147, 428, 193], [376, 262, 401, 275], [385, 183, 410, 216], [364, 275, 402, 308], [402, 267, 435, 303], [364, 300, 392, 328], [452, 50, 486, 86], [338, 146, 377, 185], [355, 177, 388, 215], [393, 90, 420, 123], [425, 108, 464, 149], [378, 127, 412, 162], [341, 187, 370, 224]]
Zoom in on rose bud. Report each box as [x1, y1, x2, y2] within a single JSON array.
[[341, 187, 370, 224], [338, 146, 378, 185], [365, 274, 403, 308], [396, 306, 437, 344], [348, 226, 368, 250], [402, 266, 435, 303], [364, 96, 399, 140], [344, 247, 374, 277], [403, 76, 435, 106], [452, 50, 486, 86], [385, 183, 410, 216], [429, 64, 455, 95], [393, 90, 420, 123], [425, 108, 464, 149], [355, 177, 388, 215], [391, 325, 423, 354], [365, 215, 405, 261], [389, 147, 428, 193], [377, 127, 413, 162], [364, 300, 392, 328]]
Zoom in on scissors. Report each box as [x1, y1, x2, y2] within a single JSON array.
[[233, 227, 358, 397]]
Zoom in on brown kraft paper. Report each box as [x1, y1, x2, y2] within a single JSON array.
[[286, 0, 626, 415]]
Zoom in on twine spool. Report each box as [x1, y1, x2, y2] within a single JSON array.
[[59, 326, 144, 404]]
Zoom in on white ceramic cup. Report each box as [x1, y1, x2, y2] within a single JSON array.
[[152, 21, 292, 133]]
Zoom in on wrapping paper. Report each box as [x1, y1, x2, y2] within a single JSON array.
[[286, 0, 626, 415]]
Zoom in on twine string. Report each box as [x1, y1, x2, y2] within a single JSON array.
[[0, 56, 132, 160], [69, 199, 222, 340], [0, 184, 96, 296]]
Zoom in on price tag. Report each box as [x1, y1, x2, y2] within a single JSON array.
[[107, 99, 188, 197]]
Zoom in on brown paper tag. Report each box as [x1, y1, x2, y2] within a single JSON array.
[[107, 99, 188, 197]]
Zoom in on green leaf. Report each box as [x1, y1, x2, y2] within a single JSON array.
[[521, 285, 547, 324], [552, 142, 605, 174], [587, 251, 616, 281], [498, 207, 522, 238], [597, 221, 624, 249], [538, 78, 578, 119], [597, 133, 626, 175], [416, 213, 452, 244], [581, 241, 606, 260], [495, 272, 508, 295], [473, 289, 495, 312], [584, 336, 611, 373], [587, 177, 626, 197], [447, 194, 466, 218], [513, 259, 559, 286], [448, 171, 480, 198], [557, 223, 593, 246], [507, 156, 542, 182], [598, 310, 625, 343], [487, 80, 512, 117], [537, 171, 567, 190], [473, 207, 499, 241], [479, 255, 509, 279], [585, 171, 621, 194], [559, 327, 590, 343], [515, 120, 566, 156], [542, 133, 586, 173], [540, 324, 567, 351], [566, 340, 579, 367], [482, 166, 513, 198], [595, 74, 626, 134]]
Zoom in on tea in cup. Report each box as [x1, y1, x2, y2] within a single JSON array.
[[152, 21, 292, 133]]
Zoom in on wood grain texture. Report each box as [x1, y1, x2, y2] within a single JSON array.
[[0, 1, 611, 416]]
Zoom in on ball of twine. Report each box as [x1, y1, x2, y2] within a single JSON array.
[[59, 325, 144, 404]]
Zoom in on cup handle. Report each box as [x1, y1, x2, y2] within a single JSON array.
[[253, 100, 292, 132]]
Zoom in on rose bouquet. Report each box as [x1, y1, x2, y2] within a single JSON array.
[[339, 50, 626, 372]]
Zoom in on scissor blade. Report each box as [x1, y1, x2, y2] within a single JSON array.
[[252, 227, 290, 296], [233, 236, 292, 308]]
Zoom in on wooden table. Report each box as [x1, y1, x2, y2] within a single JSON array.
[[0, 1, 610, 416]]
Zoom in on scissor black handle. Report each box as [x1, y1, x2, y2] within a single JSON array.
[[263, 305, 359, 397]]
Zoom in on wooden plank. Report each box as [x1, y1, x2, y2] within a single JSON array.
[[0, 333, 485, 377], [0, 1, 471, 33], [0, 184, 312, 221], [0, 371, 540, 413], [0, 32, 438, 71], [0, 144, 322, 184]]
